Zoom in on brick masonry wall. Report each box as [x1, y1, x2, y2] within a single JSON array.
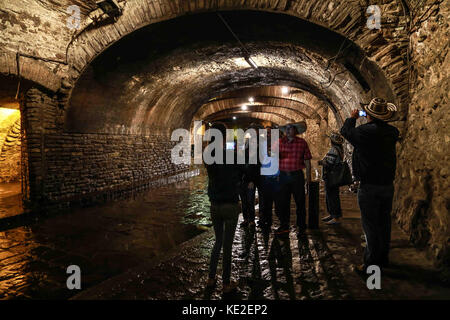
[[42, 132, 190, 202], [22, 88, 190, 209]]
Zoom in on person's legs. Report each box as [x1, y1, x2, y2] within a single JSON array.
[[255, 180, 263, 220], [209, 203, 224, 280], [358, 184, 382, 267], [273, 177, 282, 226], [325, 184, 332, 215], [246, 185, 256, 222], [239, 183, 250, 223], [327, 185, 342, 219], [221, 203, 240, 284], [379, 185, 394, 266], [277, 173, 292, 231], [292, 171, 306, 230], [259, 178, 272, 227]]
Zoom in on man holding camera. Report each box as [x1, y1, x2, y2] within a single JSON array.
[[340, 98, 399, 272]]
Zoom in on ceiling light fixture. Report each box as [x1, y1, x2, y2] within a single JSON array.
[[242, 105, 248, 110], [249, 97, 254, 104], [282, 87, 289, 94], [244, 56, 258, 69], [233, 116, 237, 120], [217, 13, 259, 70]]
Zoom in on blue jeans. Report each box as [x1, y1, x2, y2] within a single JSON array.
[[208, 202, 239, 283], [357, 183, 394, 267]]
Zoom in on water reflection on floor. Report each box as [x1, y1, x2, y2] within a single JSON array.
[[2, 173, 450, 300], [0, 172, 210, 299]]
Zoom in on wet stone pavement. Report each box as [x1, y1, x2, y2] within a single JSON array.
[[74, 174, 450, 300], [0, 171, 210, 299], [1, 171, 450, 300]]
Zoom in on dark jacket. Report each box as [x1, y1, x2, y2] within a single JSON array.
[[340, 118, 399, 185], [206, 149, 244, 204], [242, 138, 261, 185]]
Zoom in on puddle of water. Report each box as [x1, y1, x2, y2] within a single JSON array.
[[0, 170, 212, 299]]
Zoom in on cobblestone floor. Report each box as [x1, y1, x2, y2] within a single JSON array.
[[73, 182, 450, 300], [1, 173, 449, 300]]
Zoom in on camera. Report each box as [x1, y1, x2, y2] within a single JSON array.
[[226, 142, 236, 150]]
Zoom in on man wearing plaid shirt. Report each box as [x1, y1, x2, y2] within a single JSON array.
[[277, 124, 312, 236]]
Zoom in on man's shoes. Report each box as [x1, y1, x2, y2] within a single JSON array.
[[355, 264, 367, 274], [325, 218, 341, 225], [206, 278, 217, 289], [274, 226, 290, 235], [223, 281, 238, 293], [257, 222, 271, 231], [355, 263, 386, 275], [240, 220, 249, 227], [321, 215, 333, 222], [296, 227, 306, 237]]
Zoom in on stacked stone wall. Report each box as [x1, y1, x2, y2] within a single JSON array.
[[22, 88, 190, 209], [394, 1, 449, 270]]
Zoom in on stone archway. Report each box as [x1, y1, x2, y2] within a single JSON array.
[[62, 0, 409, 112], [0, 0, 448, 274]]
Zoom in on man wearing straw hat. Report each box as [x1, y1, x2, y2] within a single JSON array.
[[277, 121, 312, 236], [340, 98, 399, 272]]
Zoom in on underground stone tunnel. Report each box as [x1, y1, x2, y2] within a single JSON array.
[[0, 0, 448, 301]]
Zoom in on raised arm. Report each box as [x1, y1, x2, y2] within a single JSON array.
[[340, 109, 365, 148]]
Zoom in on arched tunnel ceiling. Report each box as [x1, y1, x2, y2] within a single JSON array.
[[67, 10, 393, 134], [194, 85, 329, 124]]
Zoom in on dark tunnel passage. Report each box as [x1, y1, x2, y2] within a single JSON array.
[[0, 0, 448, 302], [67, 10, 394, 134]]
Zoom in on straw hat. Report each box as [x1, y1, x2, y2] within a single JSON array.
[[363, 98, 397, 121], [279, 121, 307, 135]]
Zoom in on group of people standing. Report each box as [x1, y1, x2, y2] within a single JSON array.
[[239, 122, 312, 237], [204, 97, 399, 293]]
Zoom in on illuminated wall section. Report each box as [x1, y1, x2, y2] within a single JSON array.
[[0, 108, 21, 183]]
